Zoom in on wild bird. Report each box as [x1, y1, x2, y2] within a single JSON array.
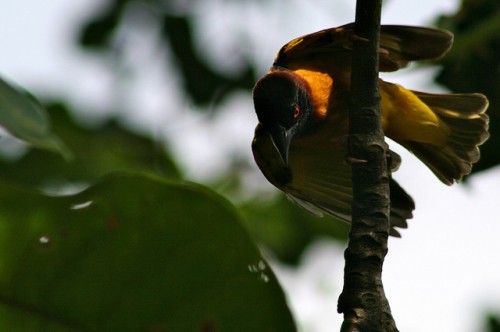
[[252, 23, 489, 236]]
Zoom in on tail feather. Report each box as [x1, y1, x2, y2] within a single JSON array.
[[399, 91, 489, 185], [387, 178, 415, 237]]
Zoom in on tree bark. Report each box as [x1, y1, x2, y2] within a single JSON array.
[[337, 0, 398, 331]]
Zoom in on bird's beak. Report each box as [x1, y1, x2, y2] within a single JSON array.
[[269, 125, 294, 166]]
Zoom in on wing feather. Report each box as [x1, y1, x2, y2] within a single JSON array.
[[274, 23, 453, 74], [284, 139, 413, 236]]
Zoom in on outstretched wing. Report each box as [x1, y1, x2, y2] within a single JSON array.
[[253, 125, 414, 237], [274, 23, 453, 73], [282, 140, 414, 237]]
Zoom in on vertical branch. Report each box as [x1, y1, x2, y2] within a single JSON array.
[[337, 0, 398, 331]]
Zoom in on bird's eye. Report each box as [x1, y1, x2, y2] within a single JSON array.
[[293, 106, 300, 119]]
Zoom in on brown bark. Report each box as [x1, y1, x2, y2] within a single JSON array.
[[337, 0, 398, 331]]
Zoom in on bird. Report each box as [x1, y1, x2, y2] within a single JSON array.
[[251, 23, 489, 236]]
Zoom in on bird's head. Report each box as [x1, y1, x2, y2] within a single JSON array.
[[253, 71, 313, 165]]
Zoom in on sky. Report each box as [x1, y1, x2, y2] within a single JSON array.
[[0, 0, 499, 331]]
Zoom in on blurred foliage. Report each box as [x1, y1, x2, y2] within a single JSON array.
[[0, 102, 180, 188], [485, 313, 500, 332], [0, 77, 71, 159], [80, 0, 256, 106], [240, 195, 348, 264], [435, 0, 500, 173], [0, 173, 295, 330], [161, 15, 256, 105]]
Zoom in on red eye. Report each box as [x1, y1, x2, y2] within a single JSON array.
[[293, 106, 300, 119]]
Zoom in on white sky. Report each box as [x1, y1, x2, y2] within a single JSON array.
[[0, 1, 499, 331]]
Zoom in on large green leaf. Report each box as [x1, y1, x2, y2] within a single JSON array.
[[0, 173, 296, 331], [0, 76, 71, 159]]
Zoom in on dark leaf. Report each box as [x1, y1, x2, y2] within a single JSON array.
[[0, 173, 296, 331], [485, 313, 500, 332], [79, 0, 128, 48]]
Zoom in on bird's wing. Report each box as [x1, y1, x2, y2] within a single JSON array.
[[274, 23, 453, 73], [283, 136, 413, 237], [252, 126, 414, 237]]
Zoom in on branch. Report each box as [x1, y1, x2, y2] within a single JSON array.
[[337, 0, 398, 331]]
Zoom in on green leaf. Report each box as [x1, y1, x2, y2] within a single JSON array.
[[0, 102, 180, 187], [0, 76, 71, 159], [0, 173, 296, 331]]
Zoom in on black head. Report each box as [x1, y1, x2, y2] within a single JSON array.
[[253, 71, 313, 165]]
